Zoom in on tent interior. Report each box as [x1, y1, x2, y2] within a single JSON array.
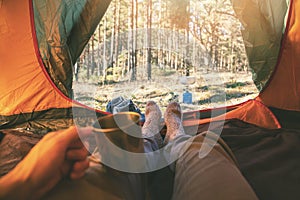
[[0, 0, 299, 199]]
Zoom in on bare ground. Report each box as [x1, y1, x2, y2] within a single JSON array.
[[73, 71, 259, 113]]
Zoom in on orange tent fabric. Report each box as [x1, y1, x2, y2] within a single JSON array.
[[0, 0, 298, 130], [183, 100, 281, 129], [0, 0, 72, 116], [257, 0, 300, 111]]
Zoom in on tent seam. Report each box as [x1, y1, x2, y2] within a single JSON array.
[[28, 0, 108, 115], [259, 0, 294, 95]]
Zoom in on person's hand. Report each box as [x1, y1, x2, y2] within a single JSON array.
[[0, 126, 92, 200]]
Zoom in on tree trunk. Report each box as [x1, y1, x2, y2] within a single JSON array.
[[127, 4, 131, 78], [91, 35, 95, 75], [86, 43, 90, 80], [130, 0, 138, 81], [102, 16, 108, 84], [109, 0, 117, 76], [114, 0, 121, 80], [74, 58, 80, 82], [146, 0, 152, 80], [97, 24, 101, 76]]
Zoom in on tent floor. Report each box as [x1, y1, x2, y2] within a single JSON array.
[[1, 119, 300, 199]]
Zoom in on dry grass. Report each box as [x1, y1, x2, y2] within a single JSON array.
[[73, 71, 259, 113]]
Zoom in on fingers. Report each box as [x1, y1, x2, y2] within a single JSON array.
[[68, 139, 86, 149], [66, 142, 90, 180], [55, 126, 93, 147], [66, 148, 89, 160], [69, 159, 90, 180], [45, 126, 92, 181]]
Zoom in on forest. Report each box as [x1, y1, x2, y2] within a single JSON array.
[[74, 0, 257, 112], [76, 0, 248, 82]]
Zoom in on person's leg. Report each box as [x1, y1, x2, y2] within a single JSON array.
[[142, 101, 174, 200], [164, 103, 258, 200], [142, 101, 164, 152], [46, 103, 165, 200]]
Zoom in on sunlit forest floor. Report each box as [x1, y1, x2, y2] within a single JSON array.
[[73, 70, 259, 113]]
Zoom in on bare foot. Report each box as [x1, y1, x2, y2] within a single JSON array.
[[142, 101, 163, 147], [164, 102, 185, 144]]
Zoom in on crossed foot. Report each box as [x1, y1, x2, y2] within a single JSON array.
[[142, 101, 185, 147]]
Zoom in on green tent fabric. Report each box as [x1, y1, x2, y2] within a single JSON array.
[[231, 0, 288, 90], [33, 0, 112, 98]]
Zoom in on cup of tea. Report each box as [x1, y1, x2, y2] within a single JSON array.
[[92, 112, 146, 199], [92, 112, 145, 170]]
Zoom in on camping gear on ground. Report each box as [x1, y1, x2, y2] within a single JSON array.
[[180, 76, 196, 104], [183, 90, 193, 104], [106, 96, 145, 121]]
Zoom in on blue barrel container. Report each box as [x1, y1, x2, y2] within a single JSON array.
[[183, 90, 192, 104]]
